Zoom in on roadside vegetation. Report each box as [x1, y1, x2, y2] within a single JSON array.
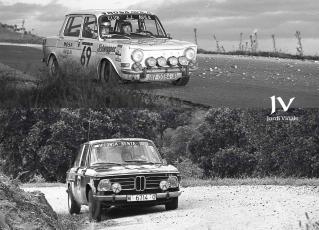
[[0, 107, 318, 183], [197, 48, 319, 61], [0, 22, 43, 44]]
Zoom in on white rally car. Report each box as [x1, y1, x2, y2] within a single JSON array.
[[42, 10, 197, 86]]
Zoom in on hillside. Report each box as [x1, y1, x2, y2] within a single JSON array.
[[0, 23, 43, 44]]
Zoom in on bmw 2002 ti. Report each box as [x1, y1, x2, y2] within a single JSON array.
[[66, 138, 181, 221], [42, 10, 197, 86]]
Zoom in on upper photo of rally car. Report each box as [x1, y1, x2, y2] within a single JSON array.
[[42, 10, 198, 86]]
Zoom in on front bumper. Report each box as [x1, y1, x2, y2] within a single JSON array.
[[120, 65, 198, 82], [93, 191, 181, 202]]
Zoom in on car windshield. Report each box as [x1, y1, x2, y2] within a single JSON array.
[[90, 141, 162, 165], [98, 13, 167, 39]]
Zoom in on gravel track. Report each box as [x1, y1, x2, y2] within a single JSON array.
[[22, 185, 319, 230]]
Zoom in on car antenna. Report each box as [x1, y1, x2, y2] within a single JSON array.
[[87, 109, 92, 142]]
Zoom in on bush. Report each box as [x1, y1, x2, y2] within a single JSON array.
[[212, 147, 257, 177]]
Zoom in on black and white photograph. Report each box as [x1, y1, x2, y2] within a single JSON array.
[[0, 0, 318, 229]]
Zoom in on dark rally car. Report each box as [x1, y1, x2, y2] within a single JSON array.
[[66, 138, 181, 221]]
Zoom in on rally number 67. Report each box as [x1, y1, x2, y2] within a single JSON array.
[[80, 46, 91, 66]]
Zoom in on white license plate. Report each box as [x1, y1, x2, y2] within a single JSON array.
[[127, 194, 156, 202], [146, 72, 181, 81]]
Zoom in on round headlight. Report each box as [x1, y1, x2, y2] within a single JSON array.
[[145, 57, 157, 67], [185, 48, 196, 60], [111, 183, 122, 194], [132, 62, 143, 71], [168, 176, 179, 188], [131, 49, 144, 62], [168, 56, 178, 66], [97, 179, 111, 191], [178, 56, 188, 66], [159, 180, 169, 191], [157, 56, 167, 67]]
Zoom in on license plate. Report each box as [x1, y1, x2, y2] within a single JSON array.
[[146, 72, 182, 81], [127, 194, 156, 202]]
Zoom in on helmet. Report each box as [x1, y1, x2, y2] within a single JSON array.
[[100, 16, 111, 27], [101, 21, 111, 27]]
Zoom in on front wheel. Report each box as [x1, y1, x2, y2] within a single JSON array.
[[68, 189, 81, 214], [165, 197, 178, 210], [100, 60, 121, 85], [172, 76, 190, 86], [88, 190, 101, 222]]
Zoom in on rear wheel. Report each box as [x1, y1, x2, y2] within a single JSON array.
[[165, 197, 178, 210], [88, 190, 101, 222], [48, 55, 60, 78], [172, 75, 190, 86], [67, 188, 81, 214], [100, 60, 121, 85]]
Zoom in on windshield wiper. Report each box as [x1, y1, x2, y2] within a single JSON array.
[[130, 32, 156, 38], [124, 160, 159, 164], [103, 34, 131, 39], [91, 162, 122, 166]]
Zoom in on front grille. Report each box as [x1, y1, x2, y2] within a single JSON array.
[[108, 174, 168, 191], [109, 177, 135, 190], [145, 174, 168, 189], [135, 176, 146, 191]]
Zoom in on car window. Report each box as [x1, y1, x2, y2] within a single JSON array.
[[82, 16, 98, 39], [144, 19, 164, 36], [64, 16, 82, 37], [80, 144, 89, 167]]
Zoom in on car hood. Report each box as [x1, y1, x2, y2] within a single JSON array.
[[104, 38, 196, 50], [85, 164, 179, 177]]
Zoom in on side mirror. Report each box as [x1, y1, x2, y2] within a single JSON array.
[[162, 159, 167, 165]]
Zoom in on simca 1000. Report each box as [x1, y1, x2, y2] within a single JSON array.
[[42, 10, 197, 86]]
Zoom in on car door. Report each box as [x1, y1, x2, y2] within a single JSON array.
[[67, 145, 83, 198], [56, 15, 84, 67], [79, 15, 99, 71], [75, 144, 90, 204]]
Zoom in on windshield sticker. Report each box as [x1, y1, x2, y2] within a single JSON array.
[[97, 44, 116, 53], [138, 15, 153, 20], [94, 141, 149, 147], [105, 11, 152, 15]]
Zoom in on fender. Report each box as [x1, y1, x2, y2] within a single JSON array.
[[47, 52, 58, 66], [97, 56, 120, 77]]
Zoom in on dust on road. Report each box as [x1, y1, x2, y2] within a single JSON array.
[[23, 185, 319, 230]]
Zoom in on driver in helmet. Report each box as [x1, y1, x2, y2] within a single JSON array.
[[99, 17, 112, 38]]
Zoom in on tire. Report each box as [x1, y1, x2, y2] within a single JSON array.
[[165, 197, 178, 211], [67, 188, 81, 215], [100, 60, 121, 85], [88, 190, 101, 222], [48, 55, 60, 78], [172, 75, 190, 86]]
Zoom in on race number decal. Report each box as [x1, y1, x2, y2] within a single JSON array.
[[80, 46, 92, 66]]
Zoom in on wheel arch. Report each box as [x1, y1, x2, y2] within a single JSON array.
[[47, 52, 58, 66], [97, 57, 120, 77], [86, 184, 93, 203]]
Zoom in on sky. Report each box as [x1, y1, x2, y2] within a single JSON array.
[[0, 0, 318, 54]]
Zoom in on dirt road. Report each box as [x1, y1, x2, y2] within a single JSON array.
[[22, 185, 319, 230], [1, 45, 318, 108]]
